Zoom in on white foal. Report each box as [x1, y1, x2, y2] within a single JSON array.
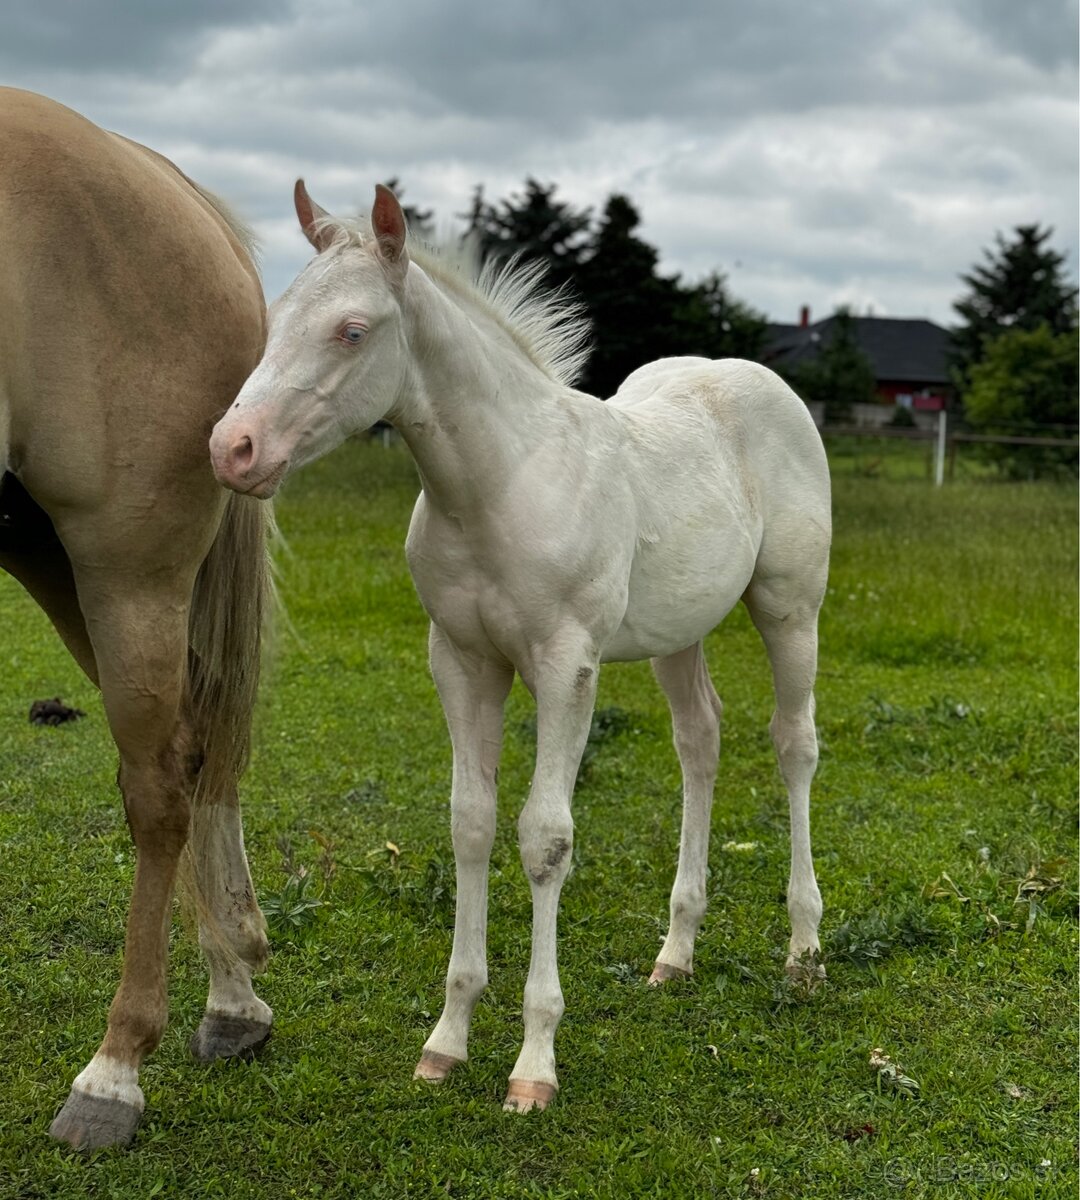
[[210, 182, 831, 1112]]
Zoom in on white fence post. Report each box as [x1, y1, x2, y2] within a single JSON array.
[[935, 409, 947, 486]]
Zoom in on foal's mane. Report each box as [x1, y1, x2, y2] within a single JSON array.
[[315, 214, 592, 387]]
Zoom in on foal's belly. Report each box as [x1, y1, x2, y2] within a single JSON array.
[[602, 528, 759, 663]]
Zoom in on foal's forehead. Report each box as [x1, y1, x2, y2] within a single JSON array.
[[276, 244, 390, 319], [302, 243, 389, 298]]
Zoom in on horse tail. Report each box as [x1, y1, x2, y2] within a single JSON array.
[[179, 491, 277, 941], [187, 491, 276, 805]]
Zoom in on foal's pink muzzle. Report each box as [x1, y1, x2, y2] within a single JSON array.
[[209, 422, 289, 499]]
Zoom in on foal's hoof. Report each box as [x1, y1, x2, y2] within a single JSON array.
[[190, 1012, 272, 1063], [785, 950, 826, 993], [413, 1050, 462, 1083], [648, 960, 691, 986], [49, 1089, 142, 1151], [503, 1079, 557, 1113]]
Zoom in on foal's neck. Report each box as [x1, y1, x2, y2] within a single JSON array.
[[391, 270, 571, 514]]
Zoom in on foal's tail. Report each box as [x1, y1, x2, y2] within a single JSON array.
[[187, 490, 276, 805]]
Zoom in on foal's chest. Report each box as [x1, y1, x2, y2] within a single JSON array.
[[404, 499, 539, 662]]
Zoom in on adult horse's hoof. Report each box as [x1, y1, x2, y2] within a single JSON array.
[[413, 1049, 462, 1083], [502, 1078, 557, 1113], [49, 1089, 142, 1150], [190, 1012, 272, 1063], [648, 960, 691, 986]]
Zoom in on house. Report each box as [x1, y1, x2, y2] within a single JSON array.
[[763, 308, 954, 426]]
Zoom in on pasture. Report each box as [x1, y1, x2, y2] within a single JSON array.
[[0, 440, 1076, 1198]]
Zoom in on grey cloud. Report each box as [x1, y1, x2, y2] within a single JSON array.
[[0, 1, 292, 76], [0, 0, 1074, 323]]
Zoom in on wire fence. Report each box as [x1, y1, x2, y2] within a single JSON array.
[[820, 420, 1079, 483]]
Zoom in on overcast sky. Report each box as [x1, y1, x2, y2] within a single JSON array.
[[3, 1, 1077, 326]]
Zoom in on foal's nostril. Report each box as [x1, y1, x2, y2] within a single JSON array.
[[230, 435, 254, 473]]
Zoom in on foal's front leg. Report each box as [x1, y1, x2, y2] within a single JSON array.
[[504, 636, 599, 1113], [415, 626, 513, 1082]]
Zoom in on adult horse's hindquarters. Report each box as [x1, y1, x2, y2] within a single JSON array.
[[0, 88, 275, 1149]]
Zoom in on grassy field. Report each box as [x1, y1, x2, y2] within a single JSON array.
[[0, 440, 1076, 1198]]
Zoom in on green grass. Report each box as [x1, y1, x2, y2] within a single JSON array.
[[0, 441, 1076, 1198]]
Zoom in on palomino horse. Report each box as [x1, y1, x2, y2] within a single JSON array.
[[0, 90, 275, 1148], [211, 182, 831, 1112]]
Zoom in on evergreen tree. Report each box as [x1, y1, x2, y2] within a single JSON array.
[[575, 194, 683, 396], [672, 272, 767, 363], [952, 224, 1078, 385], [791, 308, 876, 423], [462, 180, 771, 398], [460, 178, 591, 291]]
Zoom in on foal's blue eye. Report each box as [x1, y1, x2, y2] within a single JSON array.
[[340, 323, 367, 345]]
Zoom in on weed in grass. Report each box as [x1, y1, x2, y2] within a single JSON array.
[[829, 905, 943, 967], [259, 834, 331, 941], [343, 778, 388, 805], [357, 847, 456, 926], [869, 1046, 920, 1097], [260, 869, 323, 940]]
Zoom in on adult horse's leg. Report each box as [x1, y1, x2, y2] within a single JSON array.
[[186, 495, 274, 1061], [49, 561, 200, 1150], [649, 641, 722, 983], [0, 477, 98, 683], [415, 625, 513, 1083], [189, 788, 272, 1062], [504, 633, 598, 1114], [744, 579, 825, 974]]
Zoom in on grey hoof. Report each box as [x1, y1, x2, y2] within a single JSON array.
[[49, 1088, 142, 1150], [190, 1012, 272, 1063]]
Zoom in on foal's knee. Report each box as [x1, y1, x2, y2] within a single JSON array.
[[519, 810, 574, 887], [451, 800, 496, 865]]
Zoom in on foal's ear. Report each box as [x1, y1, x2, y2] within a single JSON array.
[[294, 179, 338, 253], [372, 183, 408, 269]]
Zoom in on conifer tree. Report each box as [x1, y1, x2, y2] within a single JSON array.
[[952, 224, 1078, 385]]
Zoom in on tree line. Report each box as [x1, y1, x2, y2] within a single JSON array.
[[392, 178, 1078, 474], [397, 177, 767, 399]]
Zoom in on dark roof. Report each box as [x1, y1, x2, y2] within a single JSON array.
[[764, 316, 952, 385]]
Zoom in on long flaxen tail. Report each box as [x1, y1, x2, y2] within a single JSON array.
[[180, 490, 277, 945]]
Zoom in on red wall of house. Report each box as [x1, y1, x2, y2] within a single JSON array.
[[875, 381, 948, 410]]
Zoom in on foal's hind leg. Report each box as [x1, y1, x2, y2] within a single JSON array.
[[49, 564, 199, 1150], [649, 642, 722, 983], [744, 580, 824, 975], [189, 789, 272, 1062]]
